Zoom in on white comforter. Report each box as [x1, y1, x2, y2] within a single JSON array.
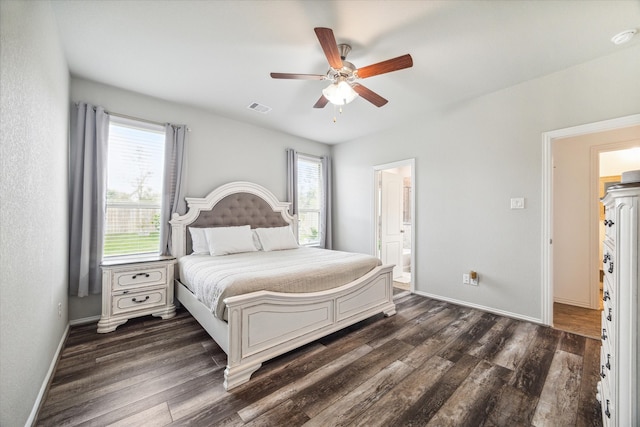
[[179, 247, 382, 319]]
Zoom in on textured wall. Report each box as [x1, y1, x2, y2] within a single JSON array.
[[0, 1, 70, 425]]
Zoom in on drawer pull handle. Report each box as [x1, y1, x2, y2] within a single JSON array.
[[132, 296, 150, 303], [602, 328, 608, 341], [132, 273, 150, 279], [603, 253, 610, 264], [607, 308, 612, 322], [608, 262, 614, 274], [606, 354, 611, 370], [604, 220, 609, 226], [608, 220, 614, 227], [605, 400, 611, 418], [600, 365, 606, 378], [603, 291, 610, 301]]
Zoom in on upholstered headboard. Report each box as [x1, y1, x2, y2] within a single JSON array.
[[170, 182, 296, 259]]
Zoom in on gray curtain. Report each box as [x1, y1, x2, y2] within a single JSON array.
[[320, 155, 332, 249], [286, 148, 298, 215], [69, 103, 109, 297], [160, 124, 187, 256]]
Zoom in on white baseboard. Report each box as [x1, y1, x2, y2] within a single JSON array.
[[25, 324, 69, 427], [414, 290, 545, 326], [69, 315, 100, 326], [553, 296, 591, 309]]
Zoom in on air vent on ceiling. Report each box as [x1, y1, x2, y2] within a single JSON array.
[[247, 102, 272, 114]]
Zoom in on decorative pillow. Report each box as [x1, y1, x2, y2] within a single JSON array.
[[255, 226, 299, 251], [205, 225, 258, 256], [189, 227, 210, 255]]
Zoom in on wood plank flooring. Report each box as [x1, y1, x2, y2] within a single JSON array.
[[553, 302, 601, 340], [37, 292, 603, 426]]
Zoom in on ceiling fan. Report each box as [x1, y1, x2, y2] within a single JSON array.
[[270, 27, 413, 109]]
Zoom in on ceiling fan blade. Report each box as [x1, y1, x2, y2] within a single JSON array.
[[314, 27, 343, 70], [352, 84, 388, 107], [313, 95, 329, 109], [270, 72, 326, 80], [356, 54, 413, 79]]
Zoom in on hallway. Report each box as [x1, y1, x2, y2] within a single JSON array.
[[553, 303, 601, 340]]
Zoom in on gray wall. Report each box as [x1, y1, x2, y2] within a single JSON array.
[[0, 1, 70, 426], [69, 78, 331, 320], [332, 45, 640, 322]]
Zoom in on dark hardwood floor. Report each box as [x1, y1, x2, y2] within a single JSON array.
[[37, 291, 602, 426]]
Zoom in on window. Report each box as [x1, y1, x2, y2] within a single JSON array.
[[297, 154, 323, 245], [104, 117, 165, 258]]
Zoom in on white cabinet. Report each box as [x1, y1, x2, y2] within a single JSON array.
[[597, 183, 639, 426], [97, 256, 176, 333]]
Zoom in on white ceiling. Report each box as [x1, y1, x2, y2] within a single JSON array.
[[50, 0, 640, 144]]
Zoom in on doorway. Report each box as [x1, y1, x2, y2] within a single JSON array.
[[542, 114, 640, 328], [373, 159, 415, 292]]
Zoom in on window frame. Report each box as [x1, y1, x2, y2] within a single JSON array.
[[296, 153, 324, 247], [103, 116, 166, 260]]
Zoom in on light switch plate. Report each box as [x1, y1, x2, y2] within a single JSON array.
[[510, 197, 525, 209]]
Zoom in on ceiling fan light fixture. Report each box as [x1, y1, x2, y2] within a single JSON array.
[[322, 79, 358, 106]]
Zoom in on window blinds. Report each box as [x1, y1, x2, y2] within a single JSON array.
[[104, 117, 166, 257], [297, 155, 322, 245]]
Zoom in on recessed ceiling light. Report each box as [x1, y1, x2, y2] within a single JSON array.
[[611, 29, 637, 45]]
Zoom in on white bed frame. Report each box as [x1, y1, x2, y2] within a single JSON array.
[[170, 181, 396, 390]]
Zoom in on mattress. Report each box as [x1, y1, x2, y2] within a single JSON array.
[[178, 247, 382, 319]]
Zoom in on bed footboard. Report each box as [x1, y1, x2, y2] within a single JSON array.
[[223, 264, 395, 390]]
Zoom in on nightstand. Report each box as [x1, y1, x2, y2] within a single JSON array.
[[97, 256, 176, 333]]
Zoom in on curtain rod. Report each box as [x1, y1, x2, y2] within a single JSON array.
[[81, 103, 191, 132], [107, 111, 192, 132], [107, 111, 165, 127]]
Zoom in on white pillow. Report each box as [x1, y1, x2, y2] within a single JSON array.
[[205, 225, 258, 256], [255, 226, 299, 251], [252, 229, 263, 251], [189, 228, 210, 255]]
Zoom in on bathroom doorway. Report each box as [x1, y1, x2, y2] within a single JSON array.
[[374, 159, 415, 292]]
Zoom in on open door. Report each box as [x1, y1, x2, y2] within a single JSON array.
[[380, 171, 404, 279]]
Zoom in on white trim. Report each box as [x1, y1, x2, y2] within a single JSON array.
[[541, 113, 640, 326], [415, 290, 543, 325], [69, 315, 101, 326], [554, 296, 592, 309], [372, 159, 416, 293], [25, 324, 69, 427]]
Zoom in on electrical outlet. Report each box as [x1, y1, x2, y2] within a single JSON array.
[[58, 302, 62, 318], [463, 274, 470, 284]]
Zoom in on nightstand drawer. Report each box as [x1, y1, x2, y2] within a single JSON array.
[[112, 266, 167, 292], [112, 287, 167, 315]]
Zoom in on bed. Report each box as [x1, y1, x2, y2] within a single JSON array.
[[170, 181, 396, 390]]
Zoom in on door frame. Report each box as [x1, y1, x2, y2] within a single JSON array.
[[541, 113, 640, 326], [373, 158, 416, 291]]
